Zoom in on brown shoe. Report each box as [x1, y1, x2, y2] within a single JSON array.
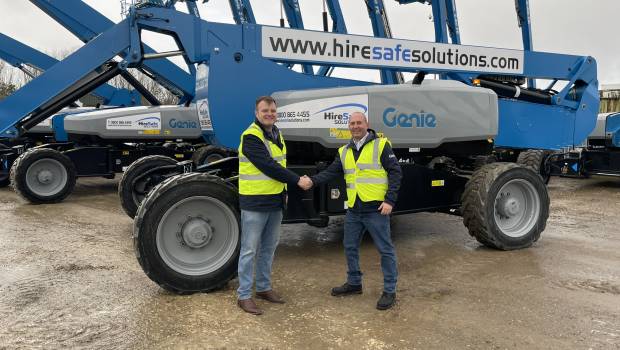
[[237, 298, 263, 315], [256, 290, 285, 304]]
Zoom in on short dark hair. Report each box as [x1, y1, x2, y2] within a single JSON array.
[[255, 96, 276, 110]]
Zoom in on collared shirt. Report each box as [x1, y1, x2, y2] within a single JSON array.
[[310, 129, 403, 210], [352, 132, 369, 151]]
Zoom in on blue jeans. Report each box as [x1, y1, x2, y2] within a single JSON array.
[[237, 209, 283, 300], [343, 210, 398, 293]]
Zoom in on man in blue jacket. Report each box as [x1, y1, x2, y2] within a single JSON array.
[[305, 112, 402, 310]]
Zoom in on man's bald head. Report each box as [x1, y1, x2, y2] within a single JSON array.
[[348, 112, 369, 141], [350, 112, 368, 125]]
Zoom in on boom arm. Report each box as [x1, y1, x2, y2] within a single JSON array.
[[365, 0, 404, 84], [29, 0, 195, 101], [0, 21, 133, 136], [228, 0, 256, 24], [317, 0, 348, 76], [515, 0, 535, 88], [0, 33, 141, 107], [281, 0, 313, 74]]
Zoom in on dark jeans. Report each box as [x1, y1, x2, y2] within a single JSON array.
[[343, 210, 398, 293]]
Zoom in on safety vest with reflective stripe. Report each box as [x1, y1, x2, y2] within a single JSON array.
[[339, 137, 389, 208], [238, 123, 287, 195]]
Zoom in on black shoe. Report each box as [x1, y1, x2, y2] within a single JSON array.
[[331, 283, 362, 296], [376, 292, 396, 310]]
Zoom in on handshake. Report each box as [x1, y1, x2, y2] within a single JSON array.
[[297, 175, 313, 191]]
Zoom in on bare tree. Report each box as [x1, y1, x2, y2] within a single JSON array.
[[0, 61, 19, 100]]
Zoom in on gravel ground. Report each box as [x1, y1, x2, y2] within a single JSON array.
[[0, 176, 619, 349]]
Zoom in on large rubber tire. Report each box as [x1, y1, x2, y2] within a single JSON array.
[[472, 154, 497, 171], [191, 145, 228, 166], [517, 149, 552, 184], [10, 148, 76, 204], [461, 162, 549, 250], [118, 155, 178, 218], [134, 173, 240, 294]]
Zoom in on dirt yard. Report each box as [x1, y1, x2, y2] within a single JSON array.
[[1, 176, 619, 349]]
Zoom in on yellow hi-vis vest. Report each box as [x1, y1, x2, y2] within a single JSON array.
[[339, 137, 389, 208], [238, 123, 287, 195]]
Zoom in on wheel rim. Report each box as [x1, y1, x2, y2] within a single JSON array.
[[25, 158, 68, 197], [493, 179, 541, 238], [156, 196, 239, 276]]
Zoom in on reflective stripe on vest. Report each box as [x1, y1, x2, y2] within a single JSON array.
[[339, 137, 389, 207], [238, 123, 287, 195]]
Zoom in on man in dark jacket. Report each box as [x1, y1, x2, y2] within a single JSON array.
[[236, 96, 312, 315], [305, 112, 402, 310]]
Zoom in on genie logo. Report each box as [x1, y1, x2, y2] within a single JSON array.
[[169, 118, 198, 129], [136, 116, 160, 129], [314, 103, 368, 122], [382, 108, 437, 128]]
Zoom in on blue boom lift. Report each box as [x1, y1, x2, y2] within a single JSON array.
[[0, 1, 599, 292], [0, 33, 150, 187], [547, 112, 620, 178], [0, 0, 220, 201], [28, 0, 196, 103], [112, 1, 595, 292]]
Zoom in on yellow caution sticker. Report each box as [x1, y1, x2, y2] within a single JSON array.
[[329, 129, 385, 139], [431, 180, 445, 187], [330, 128, 351, 139], [143, 129, 160, 135]]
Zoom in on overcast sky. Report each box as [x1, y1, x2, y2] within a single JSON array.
[[0, 0, 618, 86]]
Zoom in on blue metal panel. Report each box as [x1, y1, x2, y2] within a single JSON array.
[[0, 33, 140, 106], [51, 114, 68, 142], [495, 100, 575, 150], [0, 20, 132, 135], [29, 0, 195, 100], [571, 78, 600, 146], [605, 113, 620, 148]]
